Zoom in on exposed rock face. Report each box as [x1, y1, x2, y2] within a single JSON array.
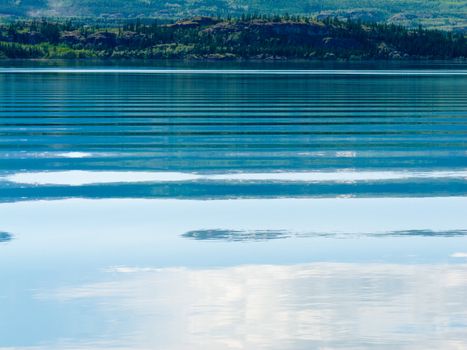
[[167, 16, 221, 28], [204, 20, 329, 41], [85, 31, 117, 47], [116, 31, 148, 48], [376, 42, 407, 59], [61, 31, 83, 45]]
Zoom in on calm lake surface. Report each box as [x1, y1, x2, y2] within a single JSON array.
[[1, 62, 467, 349]]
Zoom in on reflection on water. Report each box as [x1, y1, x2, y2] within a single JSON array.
[[1, 67, 467, 200], [182, 229, 467, 241], [0, 232, 12, 243], [6, 169, 467, 186], [2, 187, 467, 350], [1, 65, 467, 349], [183, 229, 292, 241], [29, 263, 467, 350]]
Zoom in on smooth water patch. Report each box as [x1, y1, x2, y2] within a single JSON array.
[[1, 197, 467, 267]]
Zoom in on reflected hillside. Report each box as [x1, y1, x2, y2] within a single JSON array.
[[182, 229, 467, 241], [391, 229, 467, 237], [182, 229, 292, 241], [0, 232, 12, 243]]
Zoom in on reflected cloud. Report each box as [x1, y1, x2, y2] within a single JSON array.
[[182, 229, 467, 242], [55, 152, 93, 159], [390, 230, 467, 237], [5, 170, 467, 186], [0, 151, 105, 160], [36, 263, 467, 350], [0, 231, 12, 243], [335, 151, 357, 158]]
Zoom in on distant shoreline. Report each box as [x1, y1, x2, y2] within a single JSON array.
[[1, 57, 467, 62], [1, 16, 466, 61], [2, 57, 465, 63]]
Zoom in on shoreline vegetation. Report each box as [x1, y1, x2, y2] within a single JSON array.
[[0, 16, 466, 60]]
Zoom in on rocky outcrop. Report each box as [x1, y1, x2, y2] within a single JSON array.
[[204, 20, 328, 37], [376, 42, 408, 59], [85, 31, 116, 47], [167, 16, 220, 29], [61, 30, 83, 45]]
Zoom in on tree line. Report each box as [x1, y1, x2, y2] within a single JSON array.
[[0, 16, 465, 59]]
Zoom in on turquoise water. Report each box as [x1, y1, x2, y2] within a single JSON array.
[[1, 63, 467, 349]]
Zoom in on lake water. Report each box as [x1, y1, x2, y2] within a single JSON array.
[[1, 62, 467, 349]]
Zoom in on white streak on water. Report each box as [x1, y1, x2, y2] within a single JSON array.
[[4, 170, 467, 186], [1, 69, 467, 75], [55, 152, 93, 159]]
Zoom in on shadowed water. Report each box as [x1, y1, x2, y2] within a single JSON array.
[[0, 62, 466, 349]]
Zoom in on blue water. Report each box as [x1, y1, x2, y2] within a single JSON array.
[[0, 62, 466, 349]]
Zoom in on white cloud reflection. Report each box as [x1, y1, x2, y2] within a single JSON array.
[[4, 169, 467, 186], [55, 152, 93, 159], [34, 263, 467, 350]]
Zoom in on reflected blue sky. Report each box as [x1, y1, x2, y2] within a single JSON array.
[[2, 197, 465, 348], [1, 197, 467, 264], [1, 198, 467, 277]]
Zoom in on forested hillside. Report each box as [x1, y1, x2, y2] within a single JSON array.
[[1, 16, 465, 60], [0, 0, 466, 31]]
